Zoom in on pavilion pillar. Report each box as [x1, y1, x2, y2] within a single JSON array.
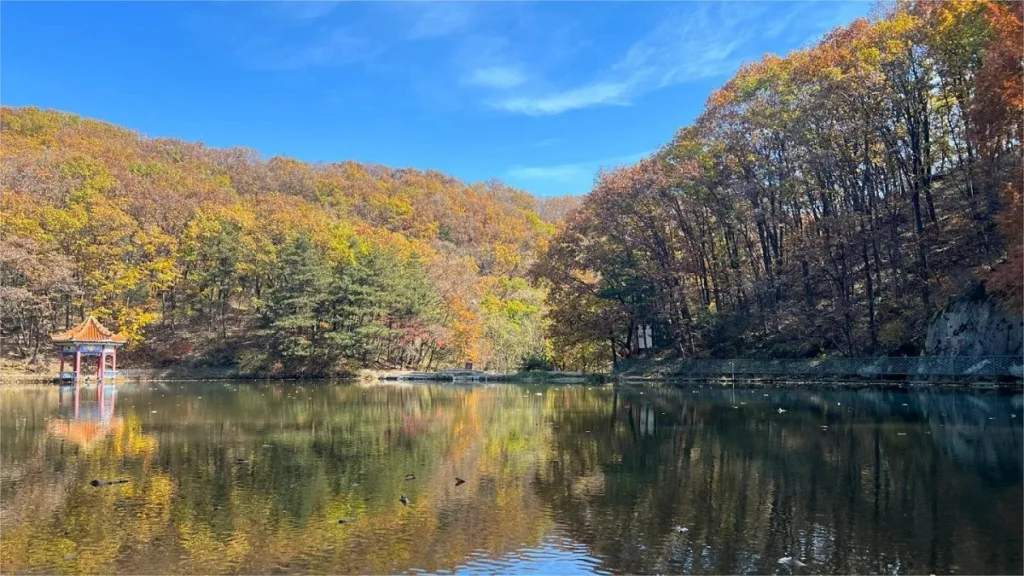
[[74, 348, 81, 382], [97, 353, 104, 381], [59, 351, 65, 375], [112, 348, 117, 374]]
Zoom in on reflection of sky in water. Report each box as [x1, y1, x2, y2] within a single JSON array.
[[441, 535, 609, 575]]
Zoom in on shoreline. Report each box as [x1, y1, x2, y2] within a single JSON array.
[[3, 357, 1020, 387]]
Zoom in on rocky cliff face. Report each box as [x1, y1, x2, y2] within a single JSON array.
[[926, 285, 1023, 357]]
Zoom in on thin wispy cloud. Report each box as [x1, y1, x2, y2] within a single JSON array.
[[497, 81, 633, 116], [507, 151, 650, 183], [407, 3, 474, 40], [250, 29, 380, 70], [492, 5, 747, 116], [224, 2, 474, 72], [489, 2, 861, 116], [176, 0, 870, 196], [464, 66, 527, 89]]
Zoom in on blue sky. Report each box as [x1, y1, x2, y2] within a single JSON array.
[[2, 1, 870, 197]]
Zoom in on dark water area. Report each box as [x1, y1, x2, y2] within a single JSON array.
[[1, 381, 1021, 575]]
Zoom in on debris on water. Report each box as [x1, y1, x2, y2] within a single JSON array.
[[763, 394, 769, 397], [733, 405, 739, 409], [836, 403, 841, 406], [404, 474, 416, 480], [897, 433, 906, 436], [1012, 414, 1017, 418], [455, 477, 466, 486], [778, 557, 807, 567], [400, 495, 410, 506], [338, 518, 355, 524], [64, 553, 77, 561], [902, 403, 908, 407], [236, 458, 249, 463], [90, 479, 129, 487], [262, 444, 272, 448], [535, 392, 543, 396], [151, 410, 157, 414], [674, 526, 689, 533], [777, 408, 787, 414]]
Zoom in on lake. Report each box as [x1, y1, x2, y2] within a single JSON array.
[[1, 381, 1021, 574]]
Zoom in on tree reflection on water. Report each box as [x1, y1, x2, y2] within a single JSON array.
[[1, 382, 1021, 574]]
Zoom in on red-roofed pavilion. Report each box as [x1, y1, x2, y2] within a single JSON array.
[[51, 316, 127, 381]]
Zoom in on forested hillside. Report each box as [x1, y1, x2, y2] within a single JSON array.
[[534, 1, 1023, 370], [1, 107, 572, 374]]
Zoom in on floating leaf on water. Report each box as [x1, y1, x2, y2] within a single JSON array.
[[778, 557, 807, 567]]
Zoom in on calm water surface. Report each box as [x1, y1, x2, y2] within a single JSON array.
[[1, 381, 1021, 575]]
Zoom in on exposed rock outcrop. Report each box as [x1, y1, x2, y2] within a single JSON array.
[[926, 284, 1023, 357]]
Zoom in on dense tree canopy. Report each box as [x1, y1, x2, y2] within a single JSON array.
[[1, 108, 573, 373], [3, 1, 1020, 375], [534, 0, 1022, 369]]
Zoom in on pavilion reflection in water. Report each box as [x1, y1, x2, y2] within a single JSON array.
[[49, 384, 123, 447]]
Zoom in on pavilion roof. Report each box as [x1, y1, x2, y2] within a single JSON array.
[[51, 316, 128, 344]]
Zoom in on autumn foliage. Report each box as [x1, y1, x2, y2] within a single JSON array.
[[1, 109, 567, 373], [534, 0, 1023, 367]]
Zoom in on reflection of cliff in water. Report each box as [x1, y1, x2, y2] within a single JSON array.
[[532, 385, 1023, 575]]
